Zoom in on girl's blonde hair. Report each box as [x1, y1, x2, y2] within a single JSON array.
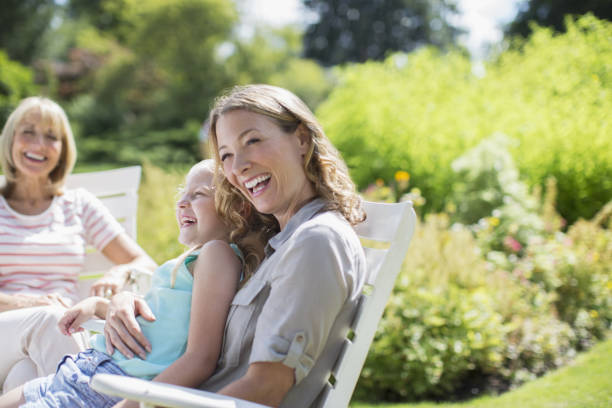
[[0, 96, 77, 196], [208, 84, 365, 241], [170, 160, 267, 287]]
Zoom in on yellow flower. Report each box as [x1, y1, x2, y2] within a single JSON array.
[[489, 217, 500, 227], [375, 178, 384, 187], [606, 281, 612, 290], [590, 310, 599, 319], [394, 170, 410, 182]]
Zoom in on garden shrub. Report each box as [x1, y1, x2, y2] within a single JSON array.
[[319, 15, 612, 224], [356, 285, 506, 401], [354, 202, 607, 401], [449, 134, 544, 255]]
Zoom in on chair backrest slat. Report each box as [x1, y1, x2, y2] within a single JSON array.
[[320, 200, 416, 408]]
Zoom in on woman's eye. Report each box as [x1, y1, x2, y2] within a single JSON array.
[[46, 134, 58, 141], [246, 138, 260, 145], [220, 153, 231, 162]]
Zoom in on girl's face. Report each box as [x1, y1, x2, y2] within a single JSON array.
[[216, 109, 315, 230], [175, 166, 228, 247], [11, 109, 63, 181]]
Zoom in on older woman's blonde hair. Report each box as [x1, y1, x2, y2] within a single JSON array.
[[208, 84, 365, 240], [0, 96, 77, 195]]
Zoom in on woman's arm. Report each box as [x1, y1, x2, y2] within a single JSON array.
[[0, 292, 71, 313], [92, 233, 157, 297], [219, 362, 294, 407]]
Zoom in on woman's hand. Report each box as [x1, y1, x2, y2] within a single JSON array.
[[58, 296, 107, 335], [90, 269, 126, 298], [18, 293, 71, 308], [104, 292, 155, 359]]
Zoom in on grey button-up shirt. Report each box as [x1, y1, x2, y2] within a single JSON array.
[[200, 198, 366, 408]]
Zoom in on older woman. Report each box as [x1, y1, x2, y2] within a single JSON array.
[[0, 97, 156, 393], [106, 84, 365, 408]]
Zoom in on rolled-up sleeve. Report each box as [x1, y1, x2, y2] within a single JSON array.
[[249, 225, 351, 384]]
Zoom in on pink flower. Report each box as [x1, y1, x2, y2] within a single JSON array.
[[503, 236, 522, 253]]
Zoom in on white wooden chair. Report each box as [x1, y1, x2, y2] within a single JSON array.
[[91, 200, 417, 408], [62, 165, 151, 297]]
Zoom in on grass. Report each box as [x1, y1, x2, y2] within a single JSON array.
[[351, 336, 612, 408]]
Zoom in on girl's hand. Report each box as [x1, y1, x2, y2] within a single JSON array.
[[104, 292, 155, 359], [58, 296, 105, 335]]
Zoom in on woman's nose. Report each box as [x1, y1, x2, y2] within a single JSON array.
[[232, 152, 251, 175]]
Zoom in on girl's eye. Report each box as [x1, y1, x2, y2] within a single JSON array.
[[46, 134, 58, 141], [220, 153, 231, 162], [246, 137, 260, 145]]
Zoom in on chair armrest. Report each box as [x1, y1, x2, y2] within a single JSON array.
[[91, 373, 272, 408], [80, 318, 105, 333]]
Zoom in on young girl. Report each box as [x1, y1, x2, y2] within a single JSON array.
[[0, 159, 263, 408]]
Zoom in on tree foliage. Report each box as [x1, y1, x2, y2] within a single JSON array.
[[507, 0, 612, 37], [0, 51, 38, 123], [302, 0, 462, 66], [0, 0, 57, 64], [317, 15, 612, 224]]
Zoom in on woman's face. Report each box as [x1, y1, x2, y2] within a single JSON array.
[[175, 166, 228, 247], [216, 109, 315, 229], [11, 109, 63, 181]]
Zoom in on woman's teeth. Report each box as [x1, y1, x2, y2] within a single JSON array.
[[245, 175, 271, 193], [25, 152, 45, 161]]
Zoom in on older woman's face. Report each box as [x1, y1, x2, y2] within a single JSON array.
[[216, 109, 315, 229], [11, 109, 62, 181]]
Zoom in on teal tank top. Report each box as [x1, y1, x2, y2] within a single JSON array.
[[90, 244, 243, 379]]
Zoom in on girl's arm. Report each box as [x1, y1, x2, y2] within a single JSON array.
[[112, 240, 240, 408], [150, 240, 241, 386], [58, 296, 109, 335]]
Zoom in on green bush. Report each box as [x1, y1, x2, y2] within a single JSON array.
[[319, 15, 612, 224], [356, 285, 506, 401]]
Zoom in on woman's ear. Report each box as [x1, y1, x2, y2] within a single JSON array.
[[295, 123, 311, 155]]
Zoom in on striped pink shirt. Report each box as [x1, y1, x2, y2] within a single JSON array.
[[0, 188, 123, 302]]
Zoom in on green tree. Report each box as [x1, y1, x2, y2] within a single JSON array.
[[0, 51, 38, 123], [507, 0, 612, 37], [302, 0, 462, 66], [0, 0, 57, 64]]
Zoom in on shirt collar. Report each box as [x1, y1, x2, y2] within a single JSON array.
[[265, 198, 327, 256]]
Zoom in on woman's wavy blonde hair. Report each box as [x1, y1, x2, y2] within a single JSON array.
[[207, 84, 365, 249], [171, 159, 267, 287], [0, 96, 77, 196]]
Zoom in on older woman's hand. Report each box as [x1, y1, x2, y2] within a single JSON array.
[[104, 292, 155, 359], [90, 274, 125, 298], [13, 293, 72, 309], [90, 265, 132, 298]]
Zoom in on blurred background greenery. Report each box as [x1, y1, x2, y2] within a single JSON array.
[[1, 0, 610, 405]]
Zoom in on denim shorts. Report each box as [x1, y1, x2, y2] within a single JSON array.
[[22, 349, 127, 408]]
